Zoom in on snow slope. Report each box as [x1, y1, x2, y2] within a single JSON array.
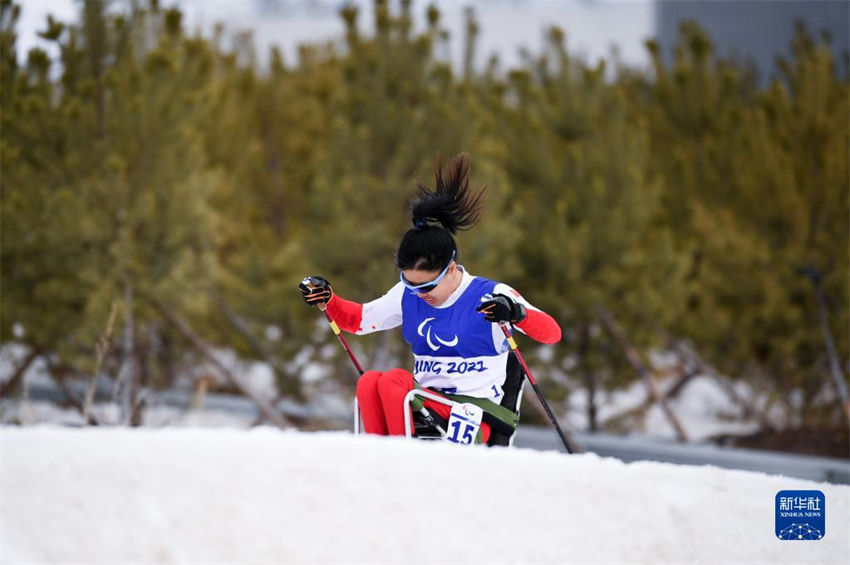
[[1, 427, 848, 564]]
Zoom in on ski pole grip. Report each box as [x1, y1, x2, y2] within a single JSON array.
[[302, 277, 329, 312]]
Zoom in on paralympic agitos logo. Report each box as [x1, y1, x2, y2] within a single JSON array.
[[417, 317, 459, 351]]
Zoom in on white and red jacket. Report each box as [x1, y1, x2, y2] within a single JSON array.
[[326, 266, 561, 401]]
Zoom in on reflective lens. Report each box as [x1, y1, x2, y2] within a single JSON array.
[[400, 250, 456, 294]]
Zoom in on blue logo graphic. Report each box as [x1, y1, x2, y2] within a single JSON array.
[[775, 490, 825, 540]]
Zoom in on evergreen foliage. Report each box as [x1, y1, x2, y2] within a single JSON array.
[[1, 0, 846, 430]]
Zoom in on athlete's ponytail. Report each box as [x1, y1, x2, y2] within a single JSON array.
[[396, 154, 487, 271]]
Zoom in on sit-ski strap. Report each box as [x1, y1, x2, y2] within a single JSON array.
[[410, 382, 519, 436], [444, 393, 519, 436]]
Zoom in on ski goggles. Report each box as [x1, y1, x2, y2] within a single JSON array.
[[400, 250, 456, 294]]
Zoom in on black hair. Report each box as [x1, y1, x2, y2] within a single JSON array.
[[396, 154, 487, 271]]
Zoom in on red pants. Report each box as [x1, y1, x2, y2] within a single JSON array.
[[356, 368, 491, 443]]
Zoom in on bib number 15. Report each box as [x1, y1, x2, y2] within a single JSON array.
[[444, 402, 484, 445]]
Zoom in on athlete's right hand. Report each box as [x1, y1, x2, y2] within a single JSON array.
[[299, 276, 333, 306]]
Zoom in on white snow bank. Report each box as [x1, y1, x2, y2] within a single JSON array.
[[1, 427, 848, 564]]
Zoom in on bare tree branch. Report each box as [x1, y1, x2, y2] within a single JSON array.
[[804, 268, 850, 426], [84, 302, 119, 424], [145, 295, 292, 430], [596, 303, 689, 442], [46, 360, 100, 425], [0, 348, 40, 398], [670, 338, 777, 432], [209, 287, 302, 400]]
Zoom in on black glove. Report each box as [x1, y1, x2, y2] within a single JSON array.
[[476, 293, 527, 324], [299, 276, 333, 306]]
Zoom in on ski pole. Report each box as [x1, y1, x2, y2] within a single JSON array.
[[317, 301, 365, 376], [301, 277, 445, 435], [499, 322, 580, 454]]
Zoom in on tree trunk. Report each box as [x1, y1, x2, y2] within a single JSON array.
[[662, 367, 698, 399], [671, 338, 776, 432], [84, 302, 118, 425], [0, 348, 40, 398], [210, 287, 303, 400], [146, 296, 291, 430], [578, 323, 598, 432], [46, 361, 99, 425], [596, 304, 689, 442], [810, 273, 850, 426], [119, 281, 141, 426]]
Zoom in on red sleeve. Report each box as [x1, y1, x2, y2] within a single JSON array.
[[515, 308, 562, 344], [325, 294, 364, 334]]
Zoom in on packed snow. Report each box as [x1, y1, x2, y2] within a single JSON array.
[[1, 427, 848, 564]]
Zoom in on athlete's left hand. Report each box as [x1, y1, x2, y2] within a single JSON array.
[[477, 293, 527, 324]]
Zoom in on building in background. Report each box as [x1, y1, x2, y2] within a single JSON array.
[[655, 0, 849, 83]]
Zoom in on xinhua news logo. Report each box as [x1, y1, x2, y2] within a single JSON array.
[[775, 490, 825, 540]]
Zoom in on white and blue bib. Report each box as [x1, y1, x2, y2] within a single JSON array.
[[401, 277, 510, 401]]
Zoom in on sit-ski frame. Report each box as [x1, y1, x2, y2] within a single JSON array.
[[352, 389, 454, 439]]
